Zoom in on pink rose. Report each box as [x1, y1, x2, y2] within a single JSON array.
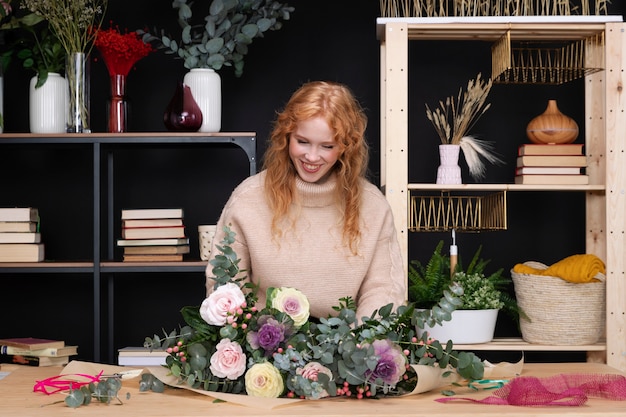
[[209, 339, 246, 380], [297, 362, 332, 381], [200, 282, 246, 326], [296, 362, 333, 398], [0, 1, 11, 17]]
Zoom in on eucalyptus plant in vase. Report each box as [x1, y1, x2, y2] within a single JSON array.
[[425, 73, 503, 184], [140, 0, 294, 132]]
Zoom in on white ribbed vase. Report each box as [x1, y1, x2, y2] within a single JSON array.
[[30, 73, 68, 133], [183, 68, 221, 133], [436, 144, 462, 184]]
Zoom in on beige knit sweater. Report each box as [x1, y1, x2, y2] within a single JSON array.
[[205, 170, 407, 320]]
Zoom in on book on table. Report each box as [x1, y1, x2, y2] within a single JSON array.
[[121, 225, 186, 240], [0, 345, 77, 357], [123, 245, 190, 255], [123, 254, 184, 262], [121, 208, 184, 220], [0, 232, 41, 243], [0, 221, 38, 233], [518, 143, 584, 156], [516, 155, 587, 167], [0, 337, 65, 350], [0, 243, 44, 262], [0, 207, 39, 222], [514, 174, 590, 185], [118, 347, 168, 366], [0, 353, 70, 367]]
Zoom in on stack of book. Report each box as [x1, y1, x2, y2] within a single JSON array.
[[0, 337, 77, 367], [514, 143, 588, 185], [117, 208, 189, 261], [0, 207, 44, 262]]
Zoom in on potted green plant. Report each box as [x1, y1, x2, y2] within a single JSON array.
[[140, 0, 294, 133], [409, 240, 524, 343]]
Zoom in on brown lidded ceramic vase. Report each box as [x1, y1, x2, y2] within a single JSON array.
[[526, 100, 579, 144]]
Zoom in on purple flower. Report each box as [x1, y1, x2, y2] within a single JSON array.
[[247, 315, 286, 354], [365, 339, 407, 386]]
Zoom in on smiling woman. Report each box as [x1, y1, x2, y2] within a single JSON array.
[[205, 80, 407, 321]]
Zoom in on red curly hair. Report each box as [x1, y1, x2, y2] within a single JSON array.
[[262, 81, 369, 254]]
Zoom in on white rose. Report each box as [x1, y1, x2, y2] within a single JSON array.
[[200, 282, 246, 326], [245, 362, 284, 398]]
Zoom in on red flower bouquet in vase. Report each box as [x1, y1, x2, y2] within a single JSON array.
[[94, 25, 153, 132]]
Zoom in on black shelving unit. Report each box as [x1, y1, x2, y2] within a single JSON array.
[[0, 132, 256, 362]]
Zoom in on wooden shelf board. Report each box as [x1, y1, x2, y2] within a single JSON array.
[[377, 16, 622, 41], [100, 261, 207, 273], [454, 337, 607, 351], [0, 262, 94, 273], [407, 183, 605, 192]]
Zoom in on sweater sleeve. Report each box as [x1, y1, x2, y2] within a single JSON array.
[[204, 179, 255, 296], [354, 193, 407, 320]]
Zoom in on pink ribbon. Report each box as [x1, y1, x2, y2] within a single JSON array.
[[33, 371, 105, 395]]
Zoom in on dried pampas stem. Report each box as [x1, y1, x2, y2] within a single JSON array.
[[459, 136, 505, 180]]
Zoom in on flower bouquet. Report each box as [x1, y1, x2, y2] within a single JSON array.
[[144, 226, 485, 400]]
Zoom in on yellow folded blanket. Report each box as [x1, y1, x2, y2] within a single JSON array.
[[512, 254, 605, 283]]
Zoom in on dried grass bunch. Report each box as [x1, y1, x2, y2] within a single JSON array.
[[426, 73, 492, 146], [425, 73, 503, 180]]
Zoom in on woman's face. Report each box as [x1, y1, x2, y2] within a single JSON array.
[[289, 116, 340, 184]]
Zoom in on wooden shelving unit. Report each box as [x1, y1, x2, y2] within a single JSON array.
[[377, 16, 626, 372]]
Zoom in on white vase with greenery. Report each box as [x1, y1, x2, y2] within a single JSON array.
[[29, 72, 67, 133], [184, 68, 221, 133]]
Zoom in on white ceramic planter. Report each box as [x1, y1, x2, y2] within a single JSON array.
[[30, 73, 68, 134], [436, 144, 462, 184], [183, 68, 221, 133], [417, 308, 499, 344]]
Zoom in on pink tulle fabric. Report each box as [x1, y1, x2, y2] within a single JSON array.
[[437, 373, 626, 406]]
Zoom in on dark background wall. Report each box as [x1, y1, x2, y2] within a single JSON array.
[[1, 1, 623, 364]]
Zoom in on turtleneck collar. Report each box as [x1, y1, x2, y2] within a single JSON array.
[[295, 172, 338, 207]]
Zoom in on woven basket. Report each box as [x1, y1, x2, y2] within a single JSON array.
[[511, 261, 605, 345]]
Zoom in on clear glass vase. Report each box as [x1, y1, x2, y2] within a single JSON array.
[[0, 63, 4, 133], [66, 52, 90, 133]]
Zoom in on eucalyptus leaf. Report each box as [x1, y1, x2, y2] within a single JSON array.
[[241, 23, 259, 38], [210, 0, 225, 15], [64, 390, 84, 408], [257, 17, 272, 31]]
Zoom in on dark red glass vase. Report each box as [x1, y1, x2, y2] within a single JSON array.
[[163, 82, 203, 131], [107, 73, 127, 133]]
